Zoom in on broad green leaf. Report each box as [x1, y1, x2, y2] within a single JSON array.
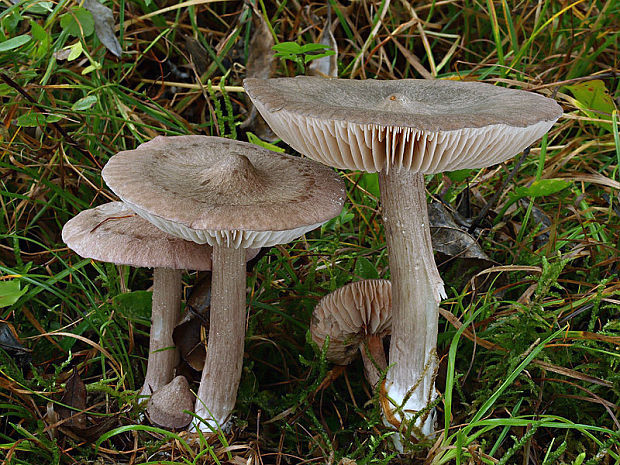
[[113, 290, 152, 320], [354, 257, 380, 280], [300, 43, 330, 53], [446, 169, 474, 183], [30, 21, 50, 58], [16, 113, 46, 127], [46, 114, 63, 123], [513, 179, 571, 198], [272, 42, 302, 54], [81, 62, 101, 75], [0, 281, 28, 308], [304, 50, 336, 64], [358, 172, 380, 198], [29, 20, 47, 41], [60, 7, 95, 37], [67, 41, 83, 61], [0, 34, 31, 52], [246, 132, 285, 152], [321, 207, 354, 232], [72, 95, 97, 111], [566, 80, 616, 132], [1, 11, 22, 34]]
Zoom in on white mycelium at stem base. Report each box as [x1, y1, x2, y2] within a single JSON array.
[[379, 170, 445, 435]]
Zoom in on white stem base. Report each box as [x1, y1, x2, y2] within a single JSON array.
[[378, 169, 444, 448]]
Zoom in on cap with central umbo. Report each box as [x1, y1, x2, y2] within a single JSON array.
[[102, 135, 345, 431]]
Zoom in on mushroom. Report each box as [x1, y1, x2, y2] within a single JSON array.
[[310, 279, 391, 388], [62, 201, 217, 399], [147, 375, 194, 429], [244, 77, 562, 437], [101, 135, 345, 431]]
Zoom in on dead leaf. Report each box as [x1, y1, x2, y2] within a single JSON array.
[[308, 20, 338, 77], [173, 272, 211, 371], [57, 368, 87, 429], [429, 201, 490, 261], [187, 271, 211, 314], [53, 48, 72, 61], [83, 0, 122, 57], [184, 35, 208, 75], [241, 7, 277, 142], [0, 321, 31, 367]]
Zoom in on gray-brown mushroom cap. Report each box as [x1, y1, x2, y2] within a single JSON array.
[[102, 136, 345, 248], [62, 202, 216, 270], [244, 77, 563, 173], [311, 280, 391, 365], [147, 375, 194, 429]]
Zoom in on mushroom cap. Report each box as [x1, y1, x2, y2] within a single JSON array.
[[244, 77, 563, 173], [147, 375, 194, 429], [62, 202, 218, 270], [310, 279, 392, 365], [102, 136, 345, 248]]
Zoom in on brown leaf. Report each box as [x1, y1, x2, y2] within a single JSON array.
[[241, 8, 277, 141], [173, 272, 211, 370], [57, 368, 87, 429], [245, 10, 275, 80], [0, 321, 30, 367], [173, 316, 207, 371], [308, 21, 338, 78], [184, 35, 208, 75], [429, 201, 491, 262]]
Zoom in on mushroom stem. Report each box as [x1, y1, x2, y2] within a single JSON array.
[[378, 170, 445, 439], [140, 267, 182, 398], [360, 335, 387, 388], [194, 245, 246, 431]]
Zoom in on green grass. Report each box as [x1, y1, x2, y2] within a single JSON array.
[[1, 0, 619, 463]]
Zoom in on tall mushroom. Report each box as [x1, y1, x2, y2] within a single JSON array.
[[310, 279, 392, 388], [101, 135, 345, 431], [62, 201, 216, 399], [244, 77, 562, 438]]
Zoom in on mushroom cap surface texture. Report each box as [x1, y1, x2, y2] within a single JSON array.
[[243, 77, 563, 173], [102, 136, 345, 248], [311, 280, 392, 365], [147, 375, 194, 429], [62, 202, 216, 270]]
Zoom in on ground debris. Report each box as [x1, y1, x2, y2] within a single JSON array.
[[0, 321, 31, 367]]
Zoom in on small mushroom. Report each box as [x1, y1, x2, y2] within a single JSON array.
[[310, 279, 391, 388], [102, 135, 345, 431], [62, 201, 215, 399], [147, 375, 194, 429], [244, 77, 562, 439]]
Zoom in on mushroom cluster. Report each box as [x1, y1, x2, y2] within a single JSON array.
[[244, 76, 562, 440], [62, 75, 562, 449], [101, 135, 344, 431]]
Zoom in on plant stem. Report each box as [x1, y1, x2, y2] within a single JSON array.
[[140, 268, 182, 398], [378, 169, 444, 438], [194, 245, 246, 430]]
